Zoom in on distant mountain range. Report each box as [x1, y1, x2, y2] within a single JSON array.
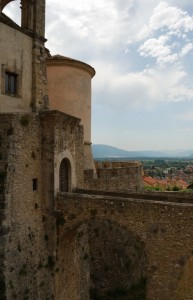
[[92, 144, 193, 159]]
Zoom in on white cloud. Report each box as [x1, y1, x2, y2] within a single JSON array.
[[93, 62, 193, 111], [138, 1, 193, 40], [180, 42, 193, 56], [6, 0, 193, 69], [168, 85, 193, 102], [136, 2, 193, 67], [46, 0, 135, 47], [2, 0, 193, 150], [138, 35, 179, 66]]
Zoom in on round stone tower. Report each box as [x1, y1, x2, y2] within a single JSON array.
[[46, 55, 96, 171]]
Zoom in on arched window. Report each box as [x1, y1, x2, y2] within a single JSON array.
[[0, 0, 15, 12], [1, 0, 21, 26], [59, 158, 71, 192]]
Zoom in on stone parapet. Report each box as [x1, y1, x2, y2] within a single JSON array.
[[84, 161, 143, 192], [75, 188, 193, 204]]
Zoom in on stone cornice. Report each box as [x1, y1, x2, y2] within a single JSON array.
[[46, 55, 96, 78], [39, 110, 81, 124]]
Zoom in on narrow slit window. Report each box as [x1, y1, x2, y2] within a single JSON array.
[[5, 72, 17, 95], [32, 178, 38, 191]]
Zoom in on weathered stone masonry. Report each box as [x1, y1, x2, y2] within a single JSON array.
[[22, 0, 49, 111], [0, 111, 84, 300], [84, 161, 144, 192], [0, 112, 53, 299], [57, 192, 193, 300]]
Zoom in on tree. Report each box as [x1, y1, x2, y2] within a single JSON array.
[[187, 182, 193, 190], [172, 186, 179, 191]]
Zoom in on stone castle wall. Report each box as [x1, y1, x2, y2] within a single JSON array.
[[40, 110, 84, 202], [0, 111, 85, 299], [1, 123, 193, 300], [22, 0, 49, 111], [32, 40, 49, 111], [88, 219, 146, 299], [0, 113, 53, 299], [75, 188, 193, 203], [56, 191, 193, 300], [55, 223, 90, 300], [84, 161, 144, 192]]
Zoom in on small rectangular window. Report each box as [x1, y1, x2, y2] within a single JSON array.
[[32, 178, 38, 191], [5, 72, 17, 95]]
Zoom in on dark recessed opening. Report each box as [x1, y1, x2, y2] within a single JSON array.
[[32, 178, 38, 191], [5, 72, 17, 95]]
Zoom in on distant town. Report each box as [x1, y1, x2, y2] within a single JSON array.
[[142, 159, 193, 191], [93, 144, 193, 191]]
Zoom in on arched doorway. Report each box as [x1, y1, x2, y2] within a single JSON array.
[[59, 158, 71, 192]]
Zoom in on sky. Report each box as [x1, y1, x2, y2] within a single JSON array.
[[4, 0, 193, 151]]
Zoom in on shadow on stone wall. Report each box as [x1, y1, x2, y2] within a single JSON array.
[[88, 220, 147, 300], [176, 256, 193, 300]]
